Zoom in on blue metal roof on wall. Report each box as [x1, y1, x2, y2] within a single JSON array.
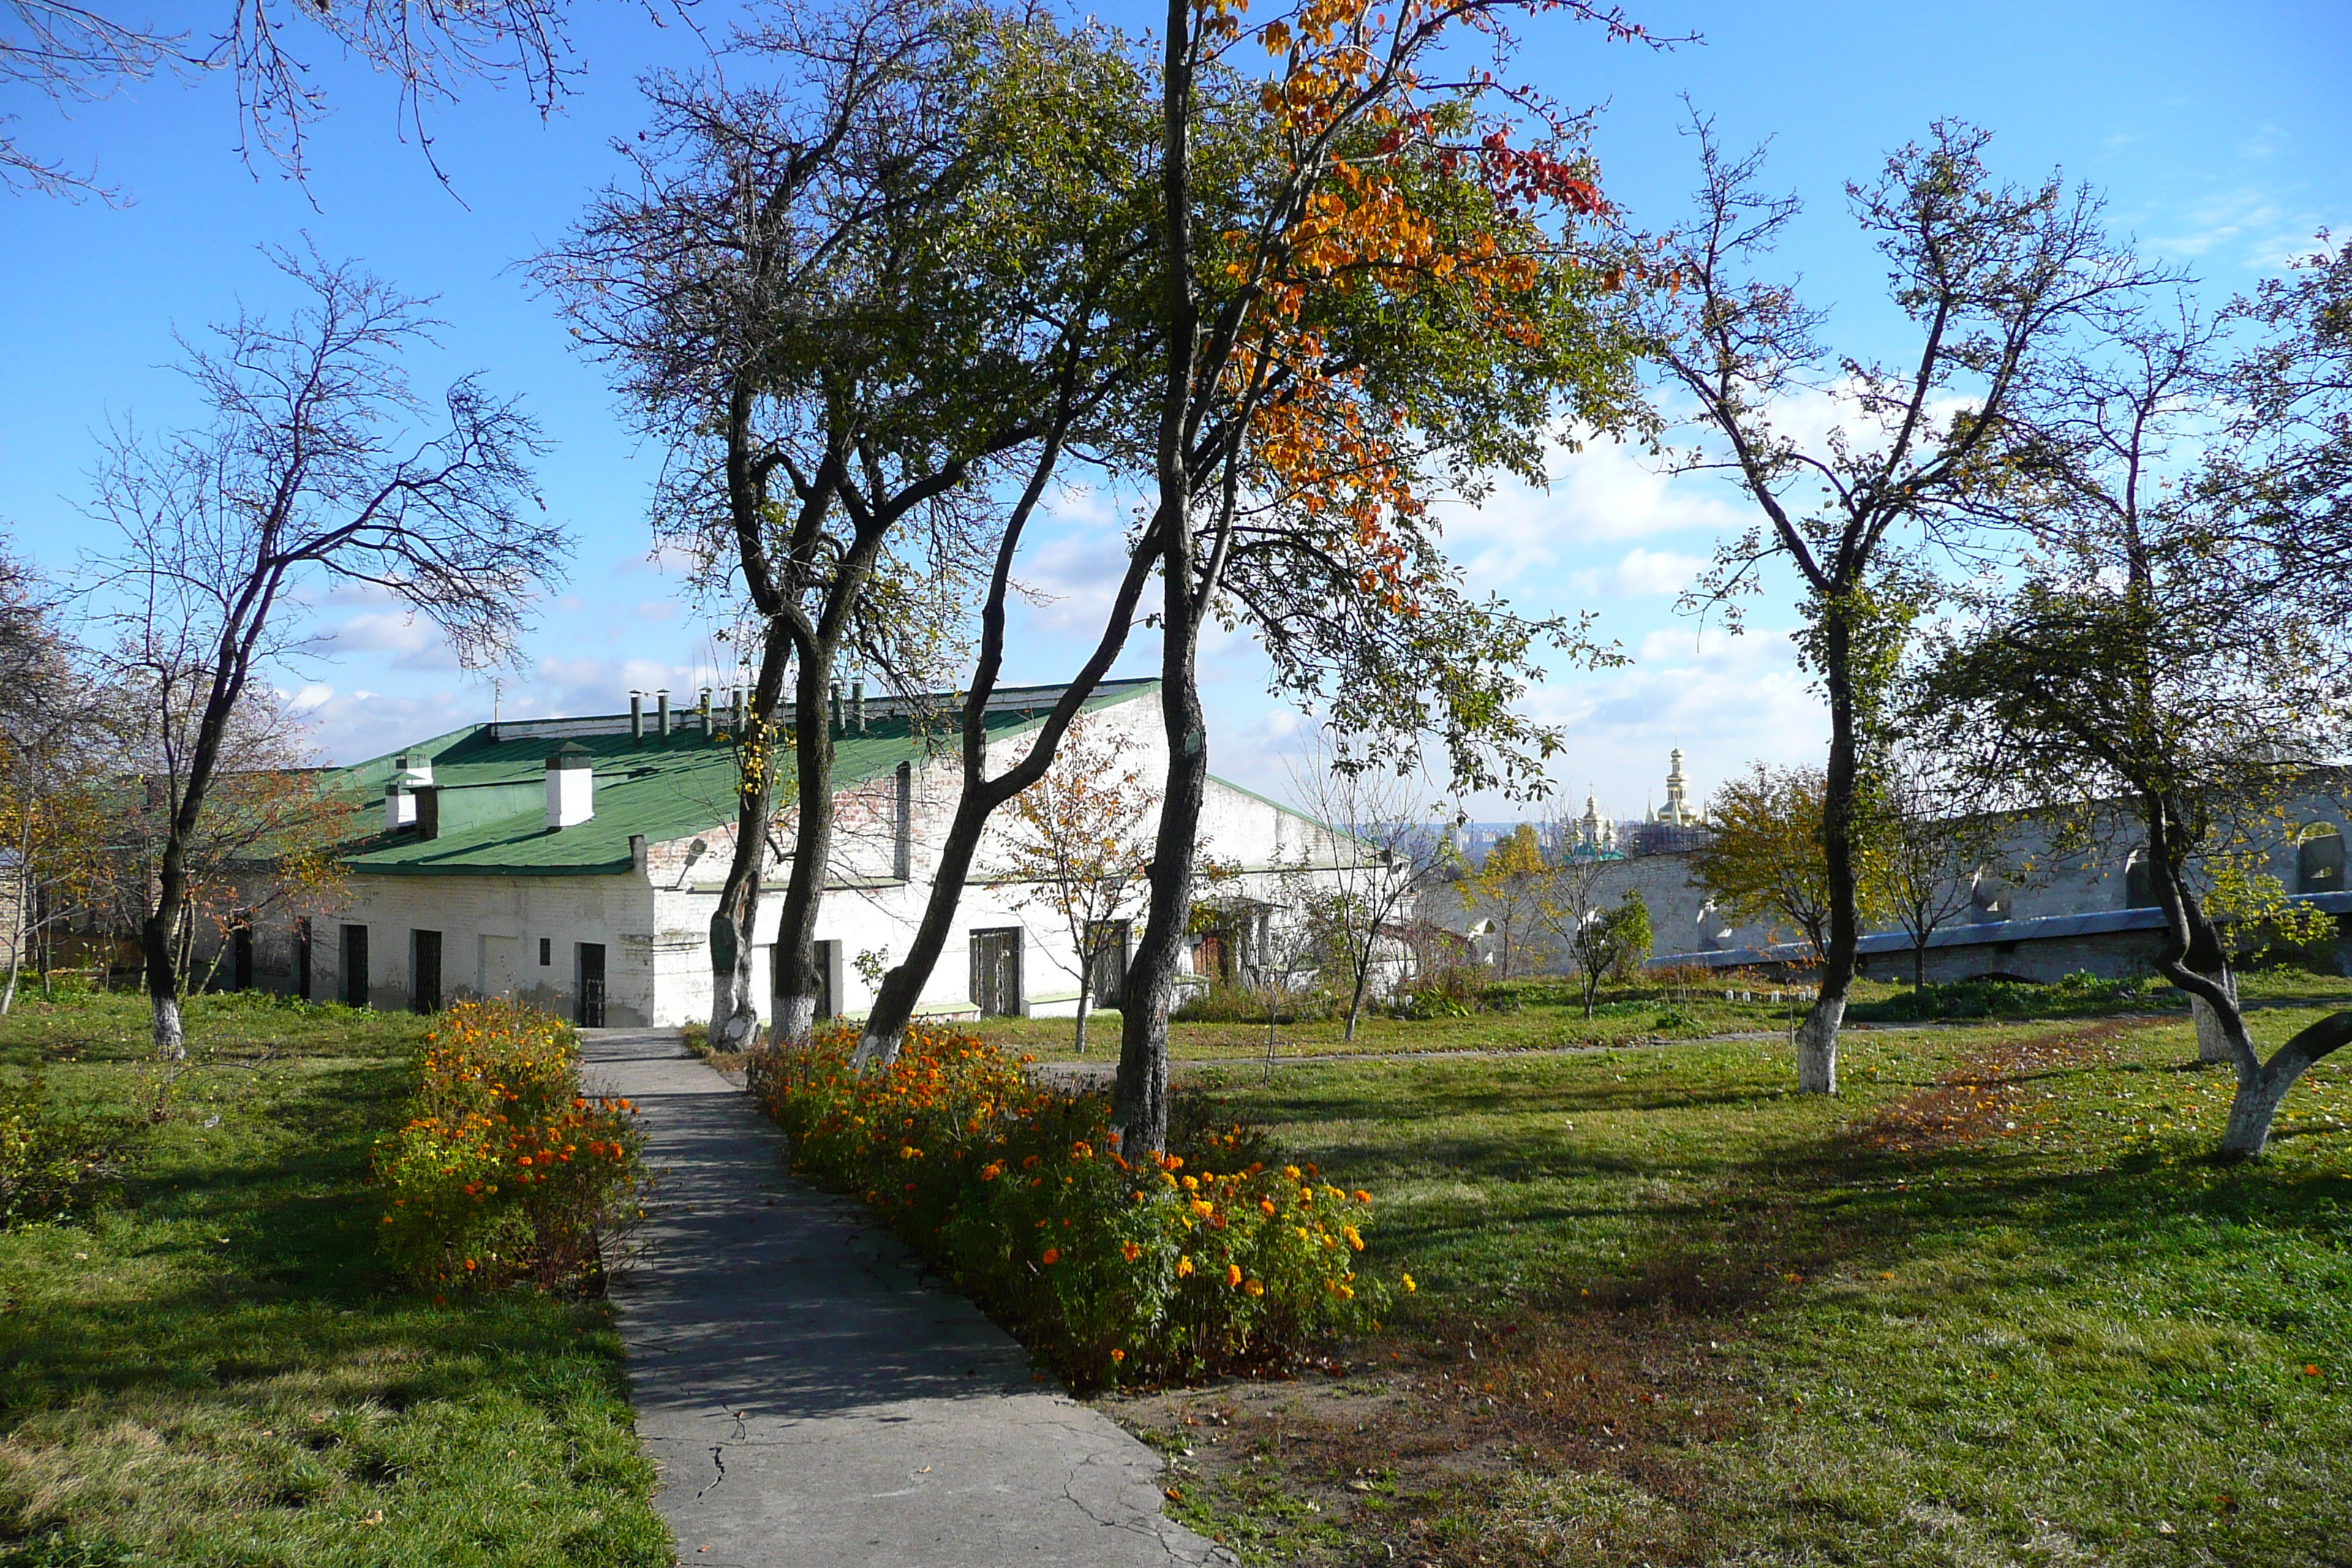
[[1654, 891, 2352, 969]]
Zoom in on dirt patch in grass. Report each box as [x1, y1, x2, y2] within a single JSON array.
[[1107, 1306, 1757, 1566], [1853, 1022, 2133, 1156]]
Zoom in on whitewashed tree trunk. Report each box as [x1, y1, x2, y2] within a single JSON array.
[[772, 992, 816, 1051], [709, 960, 759, 1050], [1795, 995, 1844, 1095], [2192, 970, 2239, 1064], [152, 993, 184, 1059]]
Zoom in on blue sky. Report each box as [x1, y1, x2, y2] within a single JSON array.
[[4, 0, 2345, 821]]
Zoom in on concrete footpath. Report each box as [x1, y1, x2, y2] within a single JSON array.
[[577, 1028, 1232, 1568]]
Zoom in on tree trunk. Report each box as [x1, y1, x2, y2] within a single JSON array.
[[1802, 606, 1861, 1096], [1112, 0, 1199, 1159], [708, 633, 791, 1052], [145, 859, 190, 1058], [2218, 1010, 2352, 1160], [2192, 969, 2240, 1065], [1343, 962, 1368, 1043], [1795, 992, 1845, 1093], [858, 785, 990, 1069], [768, 649, 840, 1047], [1114, 643, 1205, 1156], [1913, 940, 1928, 998], [1073, 981, 1092, 1057]]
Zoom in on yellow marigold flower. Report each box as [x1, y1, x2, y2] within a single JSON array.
[[1284, 1165, 1302, 1181], [1401, 1272, 1417, 1293], [1343, 1225, 1364, 1251], [1176, 1255, 1195, 1277], [1244, 1278, 1264, 1297]]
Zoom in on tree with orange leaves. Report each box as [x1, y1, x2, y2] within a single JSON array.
[[1109, 0, 1665, 1150], [848, 0, 1653, 1090]]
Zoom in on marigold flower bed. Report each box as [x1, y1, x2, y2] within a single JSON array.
[[748, 1025, 1391, 1388], [372, 1000, 647, 1291]]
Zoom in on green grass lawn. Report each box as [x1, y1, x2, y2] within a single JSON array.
[[0, 992, 668, 1567], [973, 966, 2352, 1069], [1102, 1003, 2352, 1566]]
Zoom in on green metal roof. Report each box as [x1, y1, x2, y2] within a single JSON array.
[[336, 680, 1159, 877]]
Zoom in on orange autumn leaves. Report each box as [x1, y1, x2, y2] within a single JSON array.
[[1203, 0, 1618, 617], [372, 1000, 647, 1292], [749, 1024, 1389, 1387]]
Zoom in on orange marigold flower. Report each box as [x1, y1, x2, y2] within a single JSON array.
[[1110, 1349, 1126, 1363], [1226, 1264, 1244, 1289], [1259, 1198, 1277, 1216], [1120, 1241, 1142, 1262], [1042, 1248, 1061, 1265]]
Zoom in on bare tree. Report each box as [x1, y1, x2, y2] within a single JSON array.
[[999, 717, 1156, 1057], [88, 249, 562, 1056], [4, 0, 600, 196], [1874, 750, 2011, 998], [1649, 116, 2159, 1094], [1534, 849, 1650, 1019], [1282, 736, 1446, 1042]]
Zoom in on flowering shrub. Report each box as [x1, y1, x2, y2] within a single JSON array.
[[372, 1000, 645, 1292], [748, 1025, 1392, 1388]]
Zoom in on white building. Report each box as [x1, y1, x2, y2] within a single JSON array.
[[229, 679, 1362, 1027]]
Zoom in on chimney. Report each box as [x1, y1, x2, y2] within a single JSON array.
[[851, 679, 866, 733], [894, 761, 912, 881], [545, 743, 595, 830], [698, 688, 712, 734], [629, 834, 649, 876], [416, 785, 441, 841], [630, 692, 644, 746], [657, 690, 671, 737], [829, 680, 843, 736], [384, 781, 416, 834]]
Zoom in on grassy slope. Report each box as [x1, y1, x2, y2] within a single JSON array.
[[1101, 1001, 2352, 1565], [0, 992, 668, 1568]]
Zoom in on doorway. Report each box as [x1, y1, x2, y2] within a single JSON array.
[[410, 930, 442, 1014], [969, 927, 1023, 1018], [341, 925, 369, 1009], [576, 942, 607, 1028]]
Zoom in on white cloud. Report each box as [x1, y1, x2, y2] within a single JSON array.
[[1431, 437, 1746, 590], [636, 599, 679, 623], [1602, 547, 1709, 598]]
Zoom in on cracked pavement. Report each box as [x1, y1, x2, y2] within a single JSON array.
[[581, 1028, 1235, 1568]]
